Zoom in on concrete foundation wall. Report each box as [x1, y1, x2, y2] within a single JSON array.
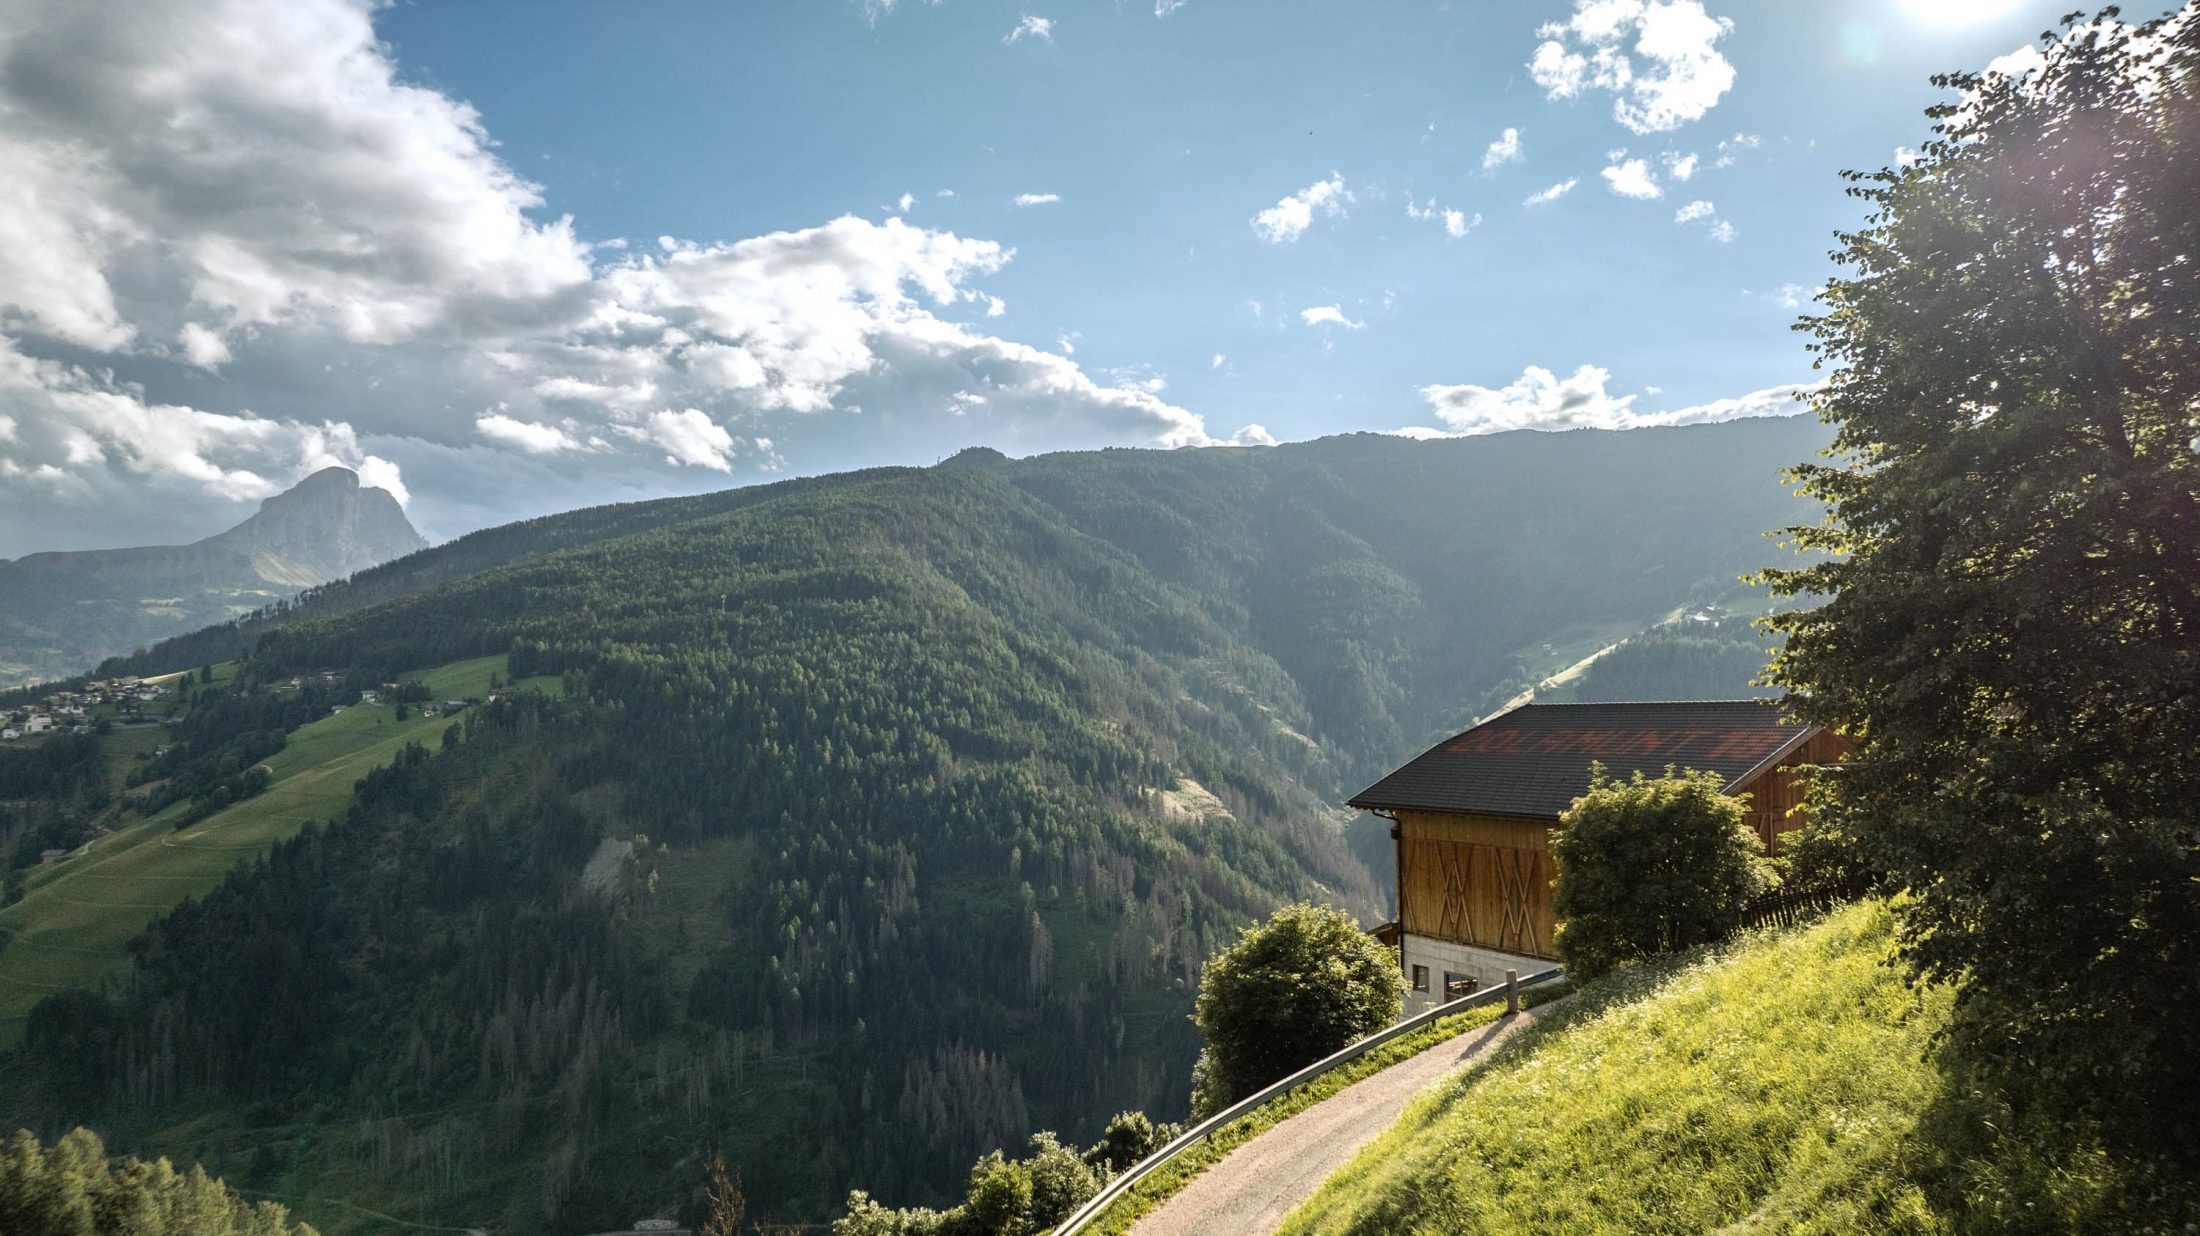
[[1400, 932, 1541, 1013]]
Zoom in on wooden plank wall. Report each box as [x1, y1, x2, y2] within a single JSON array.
[[1734, 729, 1855, 852], [1396, 810, 1557, 959]]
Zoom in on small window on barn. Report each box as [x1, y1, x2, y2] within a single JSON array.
[[1444, 972, 1477, 999], [1411, 964, 1429, 992]]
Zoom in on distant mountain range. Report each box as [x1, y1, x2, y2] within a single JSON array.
[[0, 468, 425, 686]]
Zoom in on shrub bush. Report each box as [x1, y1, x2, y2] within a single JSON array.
[[1190, 902, 1405, 1118], [1551, 765, 1769, 979]]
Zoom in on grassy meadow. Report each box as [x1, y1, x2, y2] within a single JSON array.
[[1280, 902, 2168, 1235], [0, 654, 531, 1041]]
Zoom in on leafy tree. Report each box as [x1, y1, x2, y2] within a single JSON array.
[[1761, 7, 2200, 1143], [1550, 766, 1769, 980], [1189, 902, 1404, 1118], [1080, 1110, 1164, 1175]]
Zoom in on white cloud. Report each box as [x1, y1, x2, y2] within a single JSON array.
[[1228, 423, 1277, 446], [1251, 173, 1351, 244], [1004, 15, 1054, 44], [1012, 192, 1062, 207], [1894, 145, 1921, 167], [0, 0, 1236, 549], [1300, 305, 1364, 330], [1405, 362, 1814, 435], [1532, 1, 1738, 134], [1210, 353, 1225, 369], [1602, 157, 1662, 199], [1524, 178, 1579, 206], [0, 0, 592, 353], [177, 323, 232, 369], [0, 335, 407, 505], [897, 192, 916, 212], [1156, 0, 1191, 13], [1712, 132, 1760, 168], [639, 408, 737, 471], [1662, 151, 1700, 180], [1482, 127, 1525, 170], [1405, 197, 1479, 238], [1673, 199, 1733, 239], [476, 412, 584, 455]]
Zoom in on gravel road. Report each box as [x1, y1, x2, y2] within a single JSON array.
[[1126, 1002, 1553, 1236]]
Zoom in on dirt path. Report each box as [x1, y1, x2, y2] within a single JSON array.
[[1127, 1003, 1553, 1236]]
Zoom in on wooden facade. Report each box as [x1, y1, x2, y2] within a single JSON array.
[[1394, 729, 1853, 962], [1734, 728, 1852, 850], [1396, 810, 1558, 959]]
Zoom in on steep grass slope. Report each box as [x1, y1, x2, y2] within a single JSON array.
[[1283, 903, 2180, 1235]]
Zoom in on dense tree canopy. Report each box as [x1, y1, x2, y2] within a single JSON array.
[[1763, 6, 2200, 1145]]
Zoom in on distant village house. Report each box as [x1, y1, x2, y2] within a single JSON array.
[[1351, 701, 1849, 1010]]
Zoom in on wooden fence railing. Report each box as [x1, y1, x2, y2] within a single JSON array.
[[1735, 879, 1864, 933], [1050, 966, 1564, 1236]]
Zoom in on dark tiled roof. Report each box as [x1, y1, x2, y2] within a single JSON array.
[[1348, 700, 1815, 820]]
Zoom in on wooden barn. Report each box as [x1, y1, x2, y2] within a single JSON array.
[[1349, 700, 1849, 1008]]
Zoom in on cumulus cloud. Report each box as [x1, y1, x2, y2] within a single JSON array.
[[1530, 0, 1738, 134], [0, 0, 1225, 552], [1300, 305, 1364, 329], [1251, 173, 1350, 244], [1602, 156, 1662, 199], [1405, 197, 1479, 238], [0, 335, 408, 506], [1482, 127, 1525, 170], [1524, 178, 1579, 206], [177, 323, 233, 369], [1004, 15, 1054, 44], [1012, 192, 1062, 206], [476, 412, 585, 455], [1662, 151, 1699, 180], [638, 408, 737, 471], [1403, 362, 1814, 436], [1672, 199, 1734, 239], [1228, 423, 1278, 446]]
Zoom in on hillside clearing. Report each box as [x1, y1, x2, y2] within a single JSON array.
[[1280, 902, 2175, 1235], [0, 654, 527, 1040]]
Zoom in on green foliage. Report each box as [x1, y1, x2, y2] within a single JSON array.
[[1550, 766, 1769, 979], [1281, 902, 2197, 1235], [0, 1126, 315, 1236], [1760, 9, 2200, 1148], [1081, 1110, 1162, 1175], [1190, 902, 1405, 1118]]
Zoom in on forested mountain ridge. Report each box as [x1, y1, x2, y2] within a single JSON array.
[[8, 418, 1827, 1231]]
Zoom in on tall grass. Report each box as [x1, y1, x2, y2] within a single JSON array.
[[1281, 901, 2178, 1235]]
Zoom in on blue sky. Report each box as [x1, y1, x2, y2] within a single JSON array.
[[0, 0, 2087, 553]]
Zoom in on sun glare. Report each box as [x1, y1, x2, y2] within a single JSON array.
[[1900, 0, 2024, 25]]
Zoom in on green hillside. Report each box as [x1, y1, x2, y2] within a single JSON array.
[[0, 655, 522, 1040], [0, 422, 1829, 1232], [1282, 902, 2184, 1235]]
